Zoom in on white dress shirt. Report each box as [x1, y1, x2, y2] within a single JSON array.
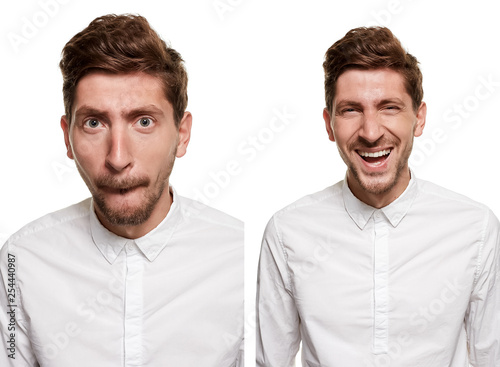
[[1, 188, 243, 367], [257, 175, 500, 367]]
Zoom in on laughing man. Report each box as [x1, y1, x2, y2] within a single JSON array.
[[256, 27, 499, 367]]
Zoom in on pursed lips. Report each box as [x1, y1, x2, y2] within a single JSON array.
[[100, 185, 142, 195]]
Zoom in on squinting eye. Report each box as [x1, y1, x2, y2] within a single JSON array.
[[85, 119, 101, 128], [138, 117, 153, 127]]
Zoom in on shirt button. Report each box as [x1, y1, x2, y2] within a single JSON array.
[[126, 243, 134, 251]]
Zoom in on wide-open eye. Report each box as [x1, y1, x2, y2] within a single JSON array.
[[84, 118, 101, 128], [138, 117, 153, 128]]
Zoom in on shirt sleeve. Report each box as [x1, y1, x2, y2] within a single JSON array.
[[466, 209, 500, 367], [256, 216, 301, 367], [0, 240, 39, 366]]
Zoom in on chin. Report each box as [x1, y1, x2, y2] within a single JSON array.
[[355, 169, 399, 196], [102, 204, 154, 227], [361, 180, 397, 196], [95, 192, 159, 227]]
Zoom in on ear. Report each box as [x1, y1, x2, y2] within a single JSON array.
[[60, 115, 74, 160], [176, 111, 192, 158], [323, 108, 335, 142], [413, 102, 426, 138]]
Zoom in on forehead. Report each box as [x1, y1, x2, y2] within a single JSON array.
[[73, 71, 169, 114], [335, 68, 410, 104]]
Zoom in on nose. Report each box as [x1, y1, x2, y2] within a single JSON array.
[[105, 126, 133, 173], [358, 110, 384, 144]]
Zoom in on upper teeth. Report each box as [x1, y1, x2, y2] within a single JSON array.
[[358, 149, 391, 158]]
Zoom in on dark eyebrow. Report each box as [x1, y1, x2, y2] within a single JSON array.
[[74, 104, 165, 121], [335, 100, 363, 112], [378, 98, 405, 107], [123, 105, 165, 119], [334, 98, 407, 112], [74, 106, 107, 120], [74, 105, 108, 121]]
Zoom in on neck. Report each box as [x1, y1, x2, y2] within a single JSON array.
[[347, 168, 411, 209]]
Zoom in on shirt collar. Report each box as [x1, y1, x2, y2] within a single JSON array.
[[342, 170, 418, 230], [89, 186, 184, 264]]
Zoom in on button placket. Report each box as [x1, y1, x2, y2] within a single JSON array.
[[373, 211, 389, 354], [124, 241, 143, 366]]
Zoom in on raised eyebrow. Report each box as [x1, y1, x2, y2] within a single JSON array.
[[123, 105, 165, 119], [74, 106, 108, 120]]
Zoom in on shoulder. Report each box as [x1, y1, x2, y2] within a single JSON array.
[[273, 181, 343, 220], [177, 195, 243, 233], [265, 181, 343, 235], [416, 178, 490, 212], [415, 178, 499, 233], [3, 198, 91, 250], [173, 195, 243, 253]]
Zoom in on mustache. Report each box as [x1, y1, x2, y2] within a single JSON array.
[[95, 175, 150, 190], [348, 136, 397, 150]]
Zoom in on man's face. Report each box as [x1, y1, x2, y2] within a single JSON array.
[[61, 71, 191, 231], [324, 68, 426, 206]]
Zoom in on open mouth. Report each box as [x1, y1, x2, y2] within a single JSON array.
[[357, 149, 392, 166]]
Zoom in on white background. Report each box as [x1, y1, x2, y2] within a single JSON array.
[[1, 1, 499, 365]]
